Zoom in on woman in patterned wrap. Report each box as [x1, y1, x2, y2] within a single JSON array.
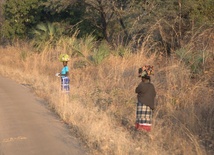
[[57, 54, 70, 92], [135, 68, 156, 131]]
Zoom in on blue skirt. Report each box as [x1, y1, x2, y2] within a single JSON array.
[[61, 77, 70, 92]]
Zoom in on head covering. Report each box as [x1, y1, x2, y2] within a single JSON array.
[[138, 65, 154, 77], [138, 65, 154, 80], [59, 54, 69, 62]]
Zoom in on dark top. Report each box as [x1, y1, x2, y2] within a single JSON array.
[[135, 81, 156, 110]]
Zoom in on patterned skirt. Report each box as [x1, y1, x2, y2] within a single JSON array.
[[136, 102, 152, 124], [61, 77, 70, 92]]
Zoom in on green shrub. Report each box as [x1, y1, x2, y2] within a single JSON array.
[[89, 42, 110, 65]]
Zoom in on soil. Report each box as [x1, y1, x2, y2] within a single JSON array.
[[0, 76, 88, 155]]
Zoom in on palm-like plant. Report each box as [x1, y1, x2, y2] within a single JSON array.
[[31, 22, 64, 51]]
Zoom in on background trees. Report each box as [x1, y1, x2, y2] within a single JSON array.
[[1, 0, 46, 39], [0, 0, 213, 53]]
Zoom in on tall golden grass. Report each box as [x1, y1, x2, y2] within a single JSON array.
[[0, 39, 213, 155]]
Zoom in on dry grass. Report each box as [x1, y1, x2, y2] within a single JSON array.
[[0, 42, 213, 155]]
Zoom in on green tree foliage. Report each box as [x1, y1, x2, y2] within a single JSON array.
[[186, 0, 214, 25], [1, 0, 213, 53], [43, 0, 98, 38], [82, 0, 153, 46], [44, 0, 154, 46], [1, 0, 44, 39], [0, 0, 4, 23]]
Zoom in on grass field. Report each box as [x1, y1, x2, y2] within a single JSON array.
[[0, 41, 213, 155]]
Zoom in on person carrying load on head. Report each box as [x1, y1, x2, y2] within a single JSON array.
[[55, 54, 70, 92], [135, 65, 156, 132]]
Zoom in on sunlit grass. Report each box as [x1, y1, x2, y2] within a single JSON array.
[[0, 40, 213, 155]]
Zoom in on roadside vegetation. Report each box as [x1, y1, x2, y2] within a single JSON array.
[[0, 0, 214, 155]]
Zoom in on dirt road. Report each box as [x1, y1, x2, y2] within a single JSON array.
[[0, 76, 86, 155]]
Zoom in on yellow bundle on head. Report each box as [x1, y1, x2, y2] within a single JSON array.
[[59, 54, 69, 62]]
